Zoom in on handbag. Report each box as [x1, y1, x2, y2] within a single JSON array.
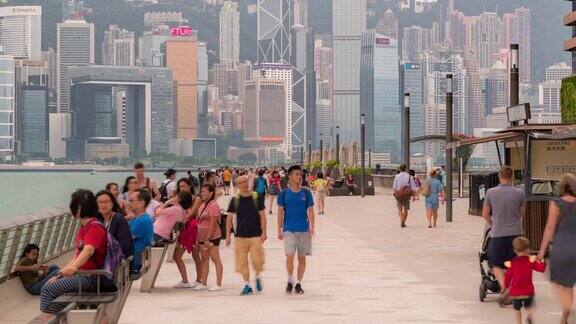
[[394, 185, 413, 202], [421, 181, 431, 197]]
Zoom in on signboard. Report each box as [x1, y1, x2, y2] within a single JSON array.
[[170, 26, 193, 37], [531, 140, 576, 180], [261, 137, 284, 142], [404, 63, 420, 70], [376, 37, 390, 45], [507, 103, 531, 123]]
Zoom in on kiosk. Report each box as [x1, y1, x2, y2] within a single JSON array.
[[458, 117, 576, 249]]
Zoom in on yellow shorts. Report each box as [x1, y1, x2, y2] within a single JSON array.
[[235, 237, 265, 276]]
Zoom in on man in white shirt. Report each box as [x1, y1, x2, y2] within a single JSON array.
[[392, 164, 417, 228]]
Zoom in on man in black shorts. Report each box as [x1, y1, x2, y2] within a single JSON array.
[[482, 166, 526, 302]]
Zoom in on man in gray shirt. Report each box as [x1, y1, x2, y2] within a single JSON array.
[[482, 166, 526, 295]]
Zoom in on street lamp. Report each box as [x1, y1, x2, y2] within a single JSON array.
[[510, 44, 520, 127], [446, 74, 453, 223], [360, 113, 366, 198], [319, 133, 323, 166], [403, 93, 411, 170], [307, 138, 311, 166], [335, 125, 340, 162]]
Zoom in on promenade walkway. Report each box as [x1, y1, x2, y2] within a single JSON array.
[[120, 189, 561, 323]]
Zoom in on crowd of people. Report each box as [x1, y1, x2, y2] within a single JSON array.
[[15, 163, 321, 318], [11, 161, 576, 323]]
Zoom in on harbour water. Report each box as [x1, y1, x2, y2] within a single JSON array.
[[0, 171, 167, 218]]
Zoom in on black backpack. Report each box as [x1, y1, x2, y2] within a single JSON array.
[[219, 210, 234, 239], [159, 180, 173, 203]]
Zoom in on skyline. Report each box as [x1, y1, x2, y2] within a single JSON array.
[[0, 0, 573, 167]]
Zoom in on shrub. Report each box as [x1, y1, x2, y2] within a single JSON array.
[[325, 159, 340, 169], [561, 76, 576, 123]]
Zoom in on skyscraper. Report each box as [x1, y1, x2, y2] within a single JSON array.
[[485, 60, 509, 115], [402, 26, 425, 62], [538, 82, 562, 111], [293, 0, 308, 26], [165, 36, 198, 139], [566, 1, 576, 73], [219, 1, 240, 63], [375, 9, 398, 40], [476, 12, 502, 69], [503, 8, 531, 83], [20, 85, 48, 156], [198, 42, 209, 138], [257, 0, 291, 63], [0, 55, 15, 156], [138, 26, 170, 67], [252, 63, 293, 157], [244, 78, 287, 144], [291, 25, 316, 151], [546, 62, 572, 81], [333, 0, 366, 145], [403, 62, 424, 156], [464, 48, 485, 134], [102, 25, 135, 66], [360, 31, 400, 158], [57, 19, 95, 113], [0, 6, 42, 60]]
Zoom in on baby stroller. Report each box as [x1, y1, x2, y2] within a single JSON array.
[[478, 227, 501, 302]]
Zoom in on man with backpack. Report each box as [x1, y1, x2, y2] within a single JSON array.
[[187, 170, 199, 191], [225, 175, 267, 296], [277, 165, 315, 295], [393, 164, 418, 228], [159, 168, 177, 203], [253, 170, 268, 208]]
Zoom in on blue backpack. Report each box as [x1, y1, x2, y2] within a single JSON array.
[[94, 222, 125, 282], [255, 177, 267, 194]]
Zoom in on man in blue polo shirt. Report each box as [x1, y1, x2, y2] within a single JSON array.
[[277, 165, 315, 295], [128, 189, 154, 274]]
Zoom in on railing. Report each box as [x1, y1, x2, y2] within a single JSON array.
[[0, 208, 78, 283]]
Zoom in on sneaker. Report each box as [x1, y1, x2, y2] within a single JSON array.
[[294, 283, 304, 294], [208, 285, 222, 292], [285, 282, 293, 294], [241, 285, 254, 296], [173, 281, 191, 289], [255, 278, 263, 292], [193, 284, 207, 291]]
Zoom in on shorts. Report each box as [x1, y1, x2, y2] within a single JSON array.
[[200, 238, 221, 247], [224, 181, 231, 187], [235, 237, 265, 276], [512, 297, 533, 310], [396, 199, 410, 210], [284, 231, 312, 256], [487, 235, 518, 268]]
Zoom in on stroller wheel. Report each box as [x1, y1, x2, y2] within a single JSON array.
[[479, 281, 487, 302]]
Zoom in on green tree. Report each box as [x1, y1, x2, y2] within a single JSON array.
[[561, 76, 576, 123]]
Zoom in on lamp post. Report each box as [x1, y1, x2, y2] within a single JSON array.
[[300, 145, 304, 167], [403, 93, 411, 170], [335, 126, 340, 162], [446, 74, 453, 223], [319, 133, 323, 166], [307, 138, 311, 166], [360, 113, 366, 198], [368, 146, 372, 169], [510, 44, 520, 127]]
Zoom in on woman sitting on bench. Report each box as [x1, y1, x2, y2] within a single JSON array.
[[39, 189, 115, 315], [14, 244, 60, 295]]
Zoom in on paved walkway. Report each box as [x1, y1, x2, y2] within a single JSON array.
[[121, 189, 562, 323]]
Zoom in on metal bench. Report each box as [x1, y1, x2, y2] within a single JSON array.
[[41, 257, 132, 324], [140, 223, 183, 293]]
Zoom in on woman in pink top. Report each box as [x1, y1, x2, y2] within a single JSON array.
[[194, 184, 224, 291], [153, 191, 193, 244]]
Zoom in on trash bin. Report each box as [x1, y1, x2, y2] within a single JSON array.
[[468, 172, 499, 216]]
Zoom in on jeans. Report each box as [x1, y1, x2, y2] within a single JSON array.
[[26, 265, 60, 295]]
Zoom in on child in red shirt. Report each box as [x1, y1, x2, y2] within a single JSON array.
[[504, 237, 546, 324]]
